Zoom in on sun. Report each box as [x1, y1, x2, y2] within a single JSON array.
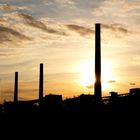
[[79, 60, 94, 87], [78, 60, 115, 91]]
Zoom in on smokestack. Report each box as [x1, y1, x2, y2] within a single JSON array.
[[94, 23, 102, 103], [14, 72, 18, 103], [39, 63, 43, 101]]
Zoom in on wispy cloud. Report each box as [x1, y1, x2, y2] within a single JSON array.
[[130, 83, 136, 86], [0, 26, 30, 43], [107, 80, 116, 83], [86, 85, 94, 89], [102, 24, 128, 34], [66, 24, 94, 37], [0, 4, 28, 11], [66, 23, 129, 37], [7, 12, 67, 36]]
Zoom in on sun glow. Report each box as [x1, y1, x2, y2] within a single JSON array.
[[79, 60, 94, 87], [78, 60, 115, 91]]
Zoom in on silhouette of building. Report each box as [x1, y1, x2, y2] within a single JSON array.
[[109, 92, 118, 105], [14, 72, 18, 103], [39, 63, 44, 102], [94, 23, 102, 104], [129, 88, 140, 95], [79, 94, 95, 109], [109, 92, 118, 97], [43, 94, 62, 111]]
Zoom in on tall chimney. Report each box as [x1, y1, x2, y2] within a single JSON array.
[[14, 72, 18, 103], [39, 63, 43, 101], [94, 23, 102, 103]]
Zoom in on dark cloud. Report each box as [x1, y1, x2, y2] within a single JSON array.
[[107, 80, 116, 83], [86, 85, 94, 89], [46, 28, 67, 36], [14, 13, 48, 30], [102, 24, 128, 34], [66, 24, 94, 36], [15, 12, 34, 20], [130, 83, 136, 85], [66, 23, 128, 38], [0, 26, 30, 43], [15, 12, 67, 36]]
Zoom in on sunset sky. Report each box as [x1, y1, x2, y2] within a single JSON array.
[[0, 0, 140, 103]]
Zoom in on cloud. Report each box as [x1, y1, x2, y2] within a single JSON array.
[[14, 12, 34, 20], [16, 12, 47, 30], [66, 24, 94, 36], [130, 83, 136, 86], [66, 23, 128, 38], [0, 11, 70, 48], [86, 85, 94, 89], [13, 12, 67, 36], [0, 26, 31, 43], [102, 24, 128, 34], [0, 4, 27, 11], [107, 80, 116, 83]]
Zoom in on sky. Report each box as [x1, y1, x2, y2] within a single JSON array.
[[0, 0, 140, 103]]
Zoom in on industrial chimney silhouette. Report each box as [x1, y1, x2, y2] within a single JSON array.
[[94, 23, 102, 103], [39, 63, 43, 102], [14, 72, 18, 103]]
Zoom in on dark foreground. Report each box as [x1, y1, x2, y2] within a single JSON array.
[[0, 93, 140, 138]]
